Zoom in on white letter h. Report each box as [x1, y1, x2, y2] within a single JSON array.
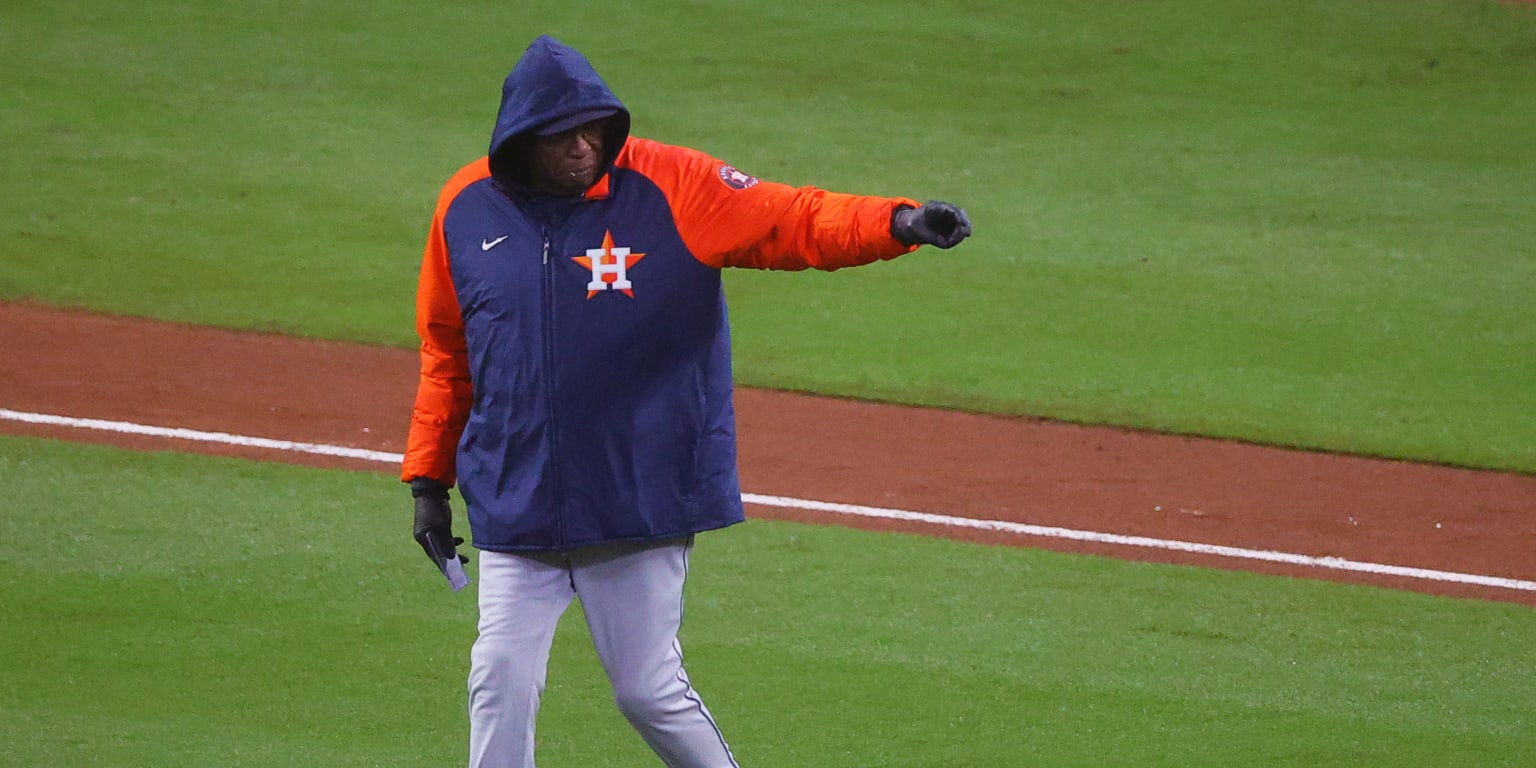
[[585, 246, 632, 292]]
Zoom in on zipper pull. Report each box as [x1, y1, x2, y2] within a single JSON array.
[[542, 232, 551, 264]]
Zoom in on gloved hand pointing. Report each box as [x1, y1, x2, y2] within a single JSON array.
[[891, 200, 972, 249], [411, 477, 468, 574]]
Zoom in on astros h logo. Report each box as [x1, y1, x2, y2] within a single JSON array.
[[571, 230, 646, 299]]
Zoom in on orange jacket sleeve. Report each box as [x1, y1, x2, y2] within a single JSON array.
[[619, 139, 920, 270], [399, 159, 487, 485]]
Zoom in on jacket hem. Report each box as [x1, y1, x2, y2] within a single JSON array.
[[470, 516, 745, 554]]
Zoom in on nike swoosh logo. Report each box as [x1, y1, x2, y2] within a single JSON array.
[[481, 236, 509, 251]]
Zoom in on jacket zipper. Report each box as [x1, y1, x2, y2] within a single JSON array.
[[540, 228, 566, 548]]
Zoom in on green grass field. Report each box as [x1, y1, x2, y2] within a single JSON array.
[[2, 1, 1535, 765], [3, 437, 1533, 766], [3, 0, 1533, 471]]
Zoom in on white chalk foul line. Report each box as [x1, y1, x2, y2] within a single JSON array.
[[742, 494, 1536, 592], [0, 408, 401, 464], [5, 407, 1534, 594]]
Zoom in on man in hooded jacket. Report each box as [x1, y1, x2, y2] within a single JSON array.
[[403, 35, 972, 767]]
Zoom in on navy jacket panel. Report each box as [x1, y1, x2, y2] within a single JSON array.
[[439, 178, 561, 547], [440, 164, 745, 551]]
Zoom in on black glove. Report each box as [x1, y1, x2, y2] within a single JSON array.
[[891, 200, 972, 249], [411, 477, 467, 573]]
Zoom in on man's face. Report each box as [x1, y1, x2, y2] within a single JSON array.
[[525, 119, 606, 196]]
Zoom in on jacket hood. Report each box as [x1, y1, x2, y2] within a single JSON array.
[[488, 36, 631, 188]]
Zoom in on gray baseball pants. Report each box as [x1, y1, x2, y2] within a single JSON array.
[[467, 535, 739, 768]]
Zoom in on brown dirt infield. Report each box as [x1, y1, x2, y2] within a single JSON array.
[[2, 300, 1532, 605]]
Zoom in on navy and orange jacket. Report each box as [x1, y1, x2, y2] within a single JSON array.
[[402, 36, 918, 551]]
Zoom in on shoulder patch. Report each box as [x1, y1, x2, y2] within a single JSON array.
[[716, 164, 760, 191]]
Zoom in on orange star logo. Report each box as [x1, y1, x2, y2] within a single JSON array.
[[572, 230, 646, 299]]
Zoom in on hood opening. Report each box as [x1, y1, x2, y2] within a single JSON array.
[[488, 110, 631, 194], [486, 35, 631, 194]]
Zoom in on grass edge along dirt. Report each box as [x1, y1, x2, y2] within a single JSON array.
[[1, 436, 1532, 766]]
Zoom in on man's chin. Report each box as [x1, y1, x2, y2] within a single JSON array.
[[528, 169, 597, 197], [554, 169, 596, 195]]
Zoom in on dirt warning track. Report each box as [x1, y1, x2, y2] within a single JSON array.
[[2, 301, 1532, 605]]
